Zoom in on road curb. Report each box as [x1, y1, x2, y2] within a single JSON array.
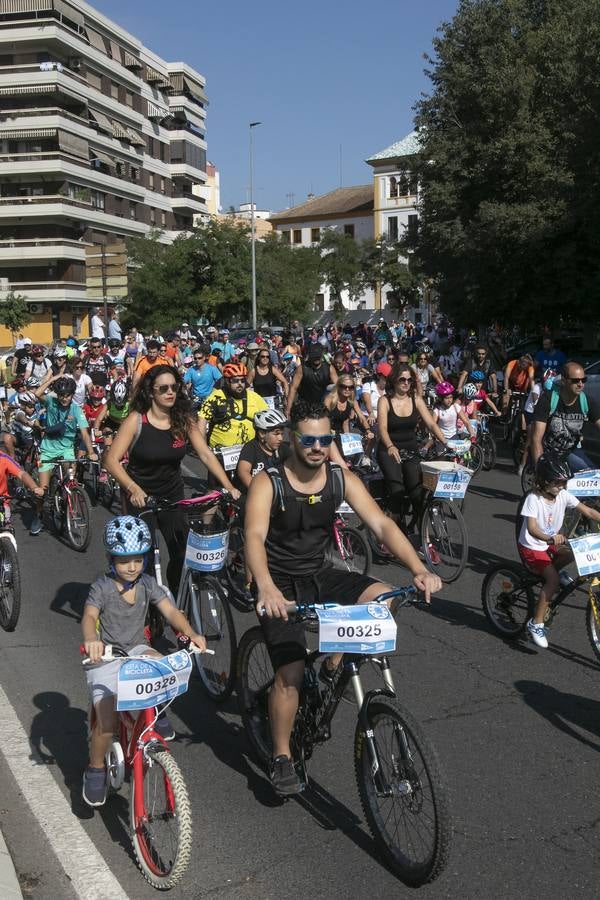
[[0, 825, 22, 899]]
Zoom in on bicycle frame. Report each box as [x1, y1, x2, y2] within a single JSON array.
[[120, 706, 174, 821], [51, 460, 82, 516]]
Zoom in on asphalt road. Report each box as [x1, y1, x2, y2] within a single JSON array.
[[1, 447, 599, 900]]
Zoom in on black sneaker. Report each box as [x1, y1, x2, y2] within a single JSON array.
[[319, 659, 356, 704], [82, 766, 107, 807], [154, 712, 175, 741], [269, 755, 302, 796]]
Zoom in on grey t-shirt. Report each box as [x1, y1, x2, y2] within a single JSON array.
[[85, 573, 173, 652]]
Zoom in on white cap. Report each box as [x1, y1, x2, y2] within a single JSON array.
[[23, 337, 32, 345]]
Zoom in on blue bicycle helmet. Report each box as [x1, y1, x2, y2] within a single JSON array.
[[103, 516, 151, 557], [470, 370, 486, 382]]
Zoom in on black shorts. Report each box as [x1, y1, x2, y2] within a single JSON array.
[[258, 565, 379, 671]]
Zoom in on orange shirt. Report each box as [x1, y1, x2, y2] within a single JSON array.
[[506, 359, 534, 391], [134, 355, 173, 379], [0, 453, 21, 497], [164, 345, 178, 361]]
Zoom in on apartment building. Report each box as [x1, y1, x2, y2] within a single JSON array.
[[0, 0, 208, 343], [269, 185, 375, 312]]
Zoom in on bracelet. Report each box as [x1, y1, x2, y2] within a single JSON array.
[[386, 445, 394, 452]]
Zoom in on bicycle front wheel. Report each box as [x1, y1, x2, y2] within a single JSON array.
[[420, 499, 468, 582], [186, 573, 236, 702], [0, 538, 21, 631], [330, 524, 372, 575], [130, 748, 192, 890], [224, 523, 254, 612], [354, 698, 451, 886], [236, 626, 274, 766], [586, 587, 600, 663], [481, 434, 497, 470], [481, 563, 534, 637], [64, 486, 91, 551]]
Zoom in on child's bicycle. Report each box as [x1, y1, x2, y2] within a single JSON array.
[[81, 642, 210, 889], [0, 494, 20, 631]]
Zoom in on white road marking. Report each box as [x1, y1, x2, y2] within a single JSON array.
[[0, 685, 129, 900]]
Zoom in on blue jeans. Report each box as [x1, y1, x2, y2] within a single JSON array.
[[567, 448, 594, 473]]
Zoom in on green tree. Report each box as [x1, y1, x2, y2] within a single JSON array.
[[125, 232, 197, 332], [0, 291, 31, 336], [319, 230, 367, 308], [188, 219, 252, 324], [256, 234, 321, 324], [411, 0, 600, 328], [362, 237, 420, 313]]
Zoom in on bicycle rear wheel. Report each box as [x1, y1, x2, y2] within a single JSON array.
[[224, 523, 254, 612], [236, 626, 274, 766], [463, 443, 483, 476], [481, 563, 535, 637], [481, 434, 497, 470], [420, 499, 468, 582], [0, 538, 21, 631], [586, 586, 600, 664], [354, 698, 451, 886], [186, 573, 236, 702], [64, 486, 91, 551], [329, 524, 372, 575], [130, 748, 192, 890]]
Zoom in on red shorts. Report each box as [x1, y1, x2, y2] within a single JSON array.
[[518, 543, 557, 575]]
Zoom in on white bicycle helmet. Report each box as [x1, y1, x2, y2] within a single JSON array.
[[19, 391, 37, 406], [253, 409, 288, 431], [462, 383, 478, 399]]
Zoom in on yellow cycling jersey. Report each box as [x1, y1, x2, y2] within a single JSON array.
[[200, 388, 268, 448]]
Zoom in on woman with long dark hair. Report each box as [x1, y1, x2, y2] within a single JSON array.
[[247, 347, 289, 404], [376, 365, 447, 520], [104, 365, 239, 592]]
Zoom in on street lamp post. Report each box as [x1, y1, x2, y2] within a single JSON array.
[[249, 121, 261, 331]]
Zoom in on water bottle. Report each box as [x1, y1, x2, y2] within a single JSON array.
[[559, 571, 575, 589]]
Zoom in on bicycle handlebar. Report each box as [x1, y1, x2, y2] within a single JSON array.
[[142, 489, 231, 514], [258, 586, 418, 620], [79, 643, 213, 663]]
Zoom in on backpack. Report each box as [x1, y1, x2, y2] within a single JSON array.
[[549, 389, 588, 416], [266, 463, 345, 514]]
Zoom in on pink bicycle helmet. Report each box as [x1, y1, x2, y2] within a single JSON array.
[[435, 381, 455, 397]]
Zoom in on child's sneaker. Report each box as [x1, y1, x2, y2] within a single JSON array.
[[155, 712, 175, 741], [82, 766, 107, 807], [527, 618, 548, 649]]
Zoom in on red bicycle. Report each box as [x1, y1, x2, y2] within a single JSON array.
[[82, 643, 208, 889]]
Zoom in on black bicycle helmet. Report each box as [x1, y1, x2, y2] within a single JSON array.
[[54, 376, 76, 396], [535, 452, 571, 486]]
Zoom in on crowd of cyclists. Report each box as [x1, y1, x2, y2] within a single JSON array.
[[1, 313, 599, 863]]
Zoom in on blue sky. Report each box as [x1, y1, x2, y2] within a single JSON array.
[[93, 0, 459, 213]]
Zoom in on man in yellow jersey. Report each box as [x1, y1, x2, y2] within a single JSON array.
[[199, 362, 268, 449]]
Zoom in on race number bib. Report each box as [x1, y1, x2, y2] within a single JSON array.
[[219, 445, 242, 472], [316, 604, 397, 654], [340, 433, 363, 457], [567, 470, 600, 497], [447, 438, 471, 457], [569, 533, 600, 577], [117, 651, 192, 711], [434, 468, 471, 499], [185, 529, 229, 572], [264, 396, 277, 410]]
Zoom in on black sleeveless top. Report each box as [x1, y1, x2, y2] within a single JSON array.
[[127, 413, 187, 499], [252, 365, 278, 398], [299, 362, 330, 404], [266, 462, 342, 576], [385, 396, 419, 452], [330, 400, 352, 434]]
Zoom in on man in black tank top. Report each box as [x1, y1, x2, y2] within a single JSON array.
[[245, 400, 441, 796], [285, 344, 336, 416]]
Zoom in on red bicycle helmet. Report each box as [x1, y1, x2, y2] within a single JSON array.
[[222, 363, 248, 378], [89, 385, 106, 400]]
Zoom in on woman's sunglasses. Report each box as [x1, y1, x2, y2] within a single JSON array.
[[154, 383, 180, 395], [396, 376, 412, 383], [294, 432, 334, 448]]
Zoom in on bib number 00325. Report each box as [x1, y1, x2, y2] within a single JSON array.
[[316, 604, 397, 654]]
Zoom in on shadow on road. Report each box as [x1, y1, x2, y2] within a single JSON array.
[[29, 691, 92, 820], [467, 544, 520, 575], [468, 484, 522, 504], [50, 582, 90, 623], [514, 680, 600, 751]]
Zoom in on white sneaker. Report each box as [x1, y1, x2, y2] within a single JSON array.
[[517, 464, 524, 476], [527, 618, 548, 649]]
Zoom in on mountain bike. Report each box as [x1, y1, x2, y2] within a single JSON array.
[[475, 413, 497, 470], [82, 643, 209, 889], [142, 492, 237, 702], [83, 437, 117, 509], [325, 502, 371, 575], [237, 587, 451, 886], [0, 495, 20, 631], [45, 458, 91, 551]]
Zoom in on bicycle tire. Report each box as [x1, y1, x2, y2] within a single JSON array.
[[223, 523, 254, 612], [64, 486, 92, 552], [0, 538, 21, 631], [420, 498, 468, 583], [186, 572, 236, 702], [236, 626, 274, 766], [481, 562, 535, 637], [99, 474, 116, 510], [329, 524, 372, 575], [88, 464, 99, 507], [481, 433, 497, 470], [354, 697, 451, 886], [586, 587, 600, 664], [130, 748, 192, 890], [464, 442, 483, 476]]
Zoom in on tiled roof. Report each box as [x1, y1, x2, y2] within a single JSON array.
[[270, 185, 373, 222], [366, 131, 421, 163]]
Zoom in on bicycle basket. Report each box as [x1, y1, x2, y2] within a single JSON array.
[[420, 460, 471, 495]]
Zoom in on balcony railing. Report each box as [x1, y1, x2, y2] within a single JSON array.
[[4, 281, 87, 291], [0, 193, 92, 209], [0, 237, 88, 249], [0, 62, 88, 88], [0, 106, 89, 129]]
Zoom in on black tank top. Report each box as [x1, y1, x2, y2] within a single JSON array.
[[385, 396, 419, 452], [252, 365, 278, 398], [299, 362, 330, 404], [127, 413, 187, 499], [330, 400, 352, 434], [266, 462, 342, 576]]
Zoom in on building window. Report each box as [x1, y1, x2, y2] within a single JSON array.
[[161, 210, 167, 226], [130, 166, 139, 182], [90, 190, 105, 210], [407, 214, 418, 237], [115, 161, 124, 177], [398, 173, 410, 196], [147, 136, 154, 156], [344, 224, 355, 237], [110, 81, 119, 100], [125, 89, 133, 108], [293, 229, 302, 244], [160, 177, 166, 194], [281, 230, 290, 243], [87, 70, 102, 91], [389, 177, 398, 198], [387, 216, 398, 241], [130, 202, 137, 220], [148, 172, 155, 190], [159, 141, 166, 162], [311, 227, 320, 243], [150, 208, 156, 226]]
